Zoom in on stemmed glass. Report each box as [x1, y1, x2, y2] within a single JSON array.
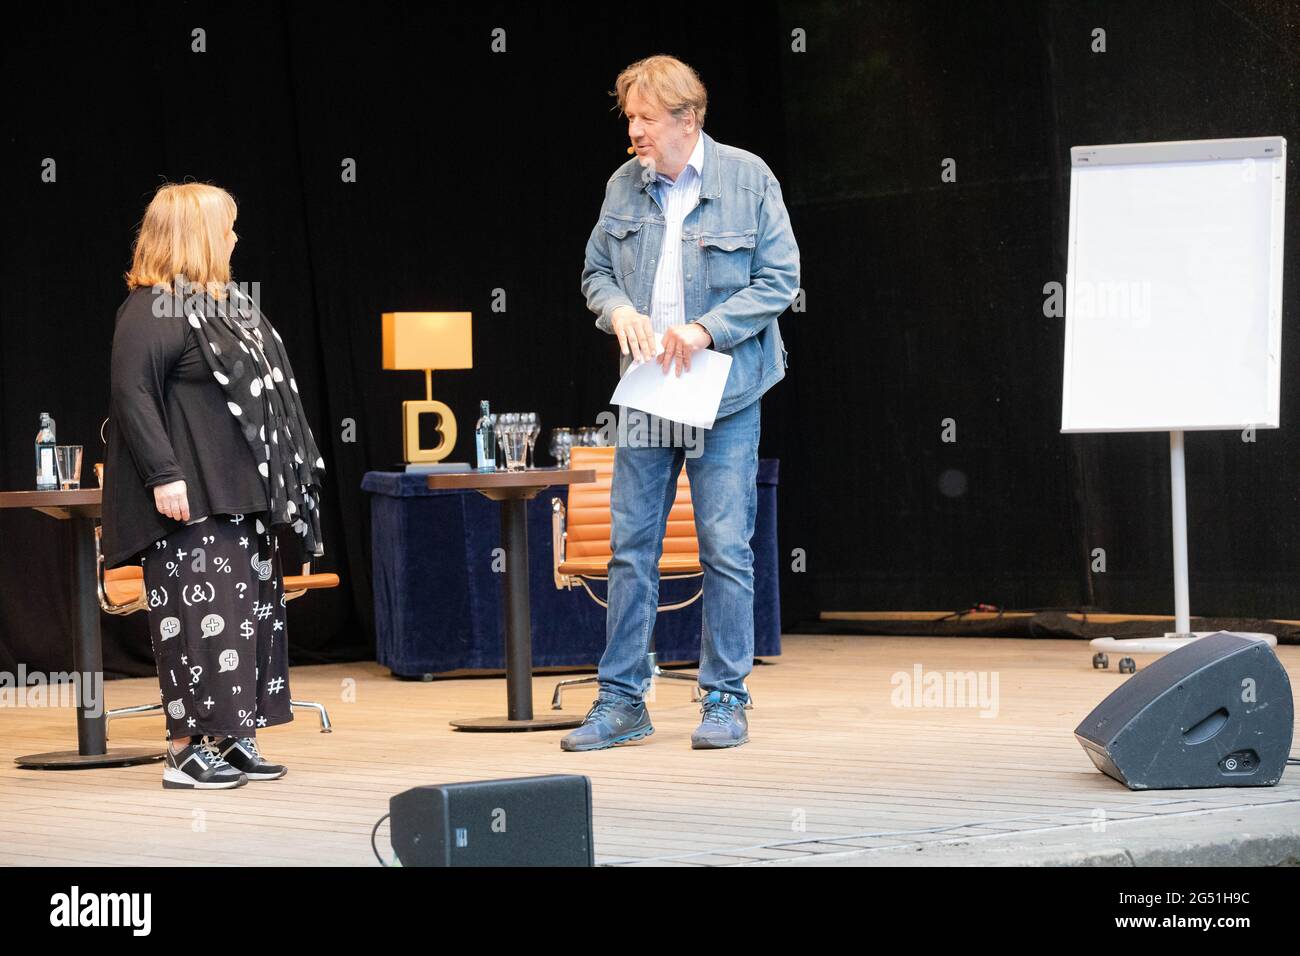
[[493, 414, 506, 469], [549, 427, 572, 467], [502, 413, 527, 471], [523, 412, 540, 468]]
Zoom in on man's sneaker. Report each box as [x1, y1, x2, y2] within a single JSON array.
[[560, 695, 654, 752], [211, 736, 288, 780], [691, 690, 749, 749], [162, 739, 248, 789]]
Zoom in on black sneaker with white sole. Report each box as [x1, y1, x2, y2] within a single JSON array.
[[211, 736, 288, 780], [162, 739, 248, 790]]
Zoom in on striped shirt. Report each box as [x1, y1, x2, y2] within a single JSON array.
[[648, 133, 705, 336]]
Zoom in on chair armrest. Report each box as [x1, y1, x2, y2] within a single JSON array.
[[95, 523, 147, 616], [551, 496, 568, 590], [285, 559, 315, 602]]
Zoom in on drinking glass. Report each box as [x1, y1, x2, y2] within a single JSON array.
[[55, 445, 83, 490], [550, 427, 571, 467], [500, 414, 528, 471], [492, 413, 505, 468], [523, 412, 540, 468]]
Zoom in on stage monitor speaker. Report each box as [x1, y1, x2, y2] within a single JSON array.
[[389, 774, 593, 866], [1075, 631, 1293, 790]]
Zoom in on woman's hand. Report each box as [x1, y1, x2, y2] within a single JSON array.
[[153, 479, 190, 522]]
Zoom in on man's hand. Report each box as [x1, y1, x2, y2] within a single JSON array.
[[658, 323, 713, 376], [610, 306, 657, 364], [153, 479, 190, 522]]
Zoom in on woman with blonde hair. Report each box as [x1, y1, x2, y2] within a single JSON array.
[[100, 182, 326, 789]]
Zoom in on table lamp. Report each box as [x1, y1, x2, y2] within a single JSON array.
[[381, 311, 473, 464]]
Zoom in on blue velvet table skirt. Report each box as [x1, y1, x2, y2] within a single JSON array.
[[361, 460, 781, 677]]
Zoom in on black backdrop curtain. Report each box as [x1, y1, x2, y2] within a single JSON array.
[[2, 0, 1297, 677]]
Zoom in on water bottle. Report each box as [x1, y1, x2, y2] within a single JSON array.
[[474, 400, 496, 472], [35, 412, 57, 490]]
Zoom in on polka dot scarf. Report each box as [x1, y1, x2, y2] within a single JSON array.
[[185, 288, 327, 557]]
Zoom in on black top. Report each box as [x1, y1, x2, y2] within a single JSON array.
[[100, 287, 270, 568]]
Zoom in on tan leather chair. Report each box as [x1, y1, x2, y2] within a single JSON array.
[[95, 521, 340, 732], [553, 445, 702, 606], [550, 445, 750, 710]]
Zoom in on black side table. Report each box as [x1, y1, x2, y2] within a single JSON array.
[[426, 468, 596, 731], [0, 489, 164, 768]]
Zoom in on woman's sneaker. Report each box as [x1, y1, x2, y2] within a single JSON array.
[[211, 736, 288, 780], [162, 739, 248, 789]]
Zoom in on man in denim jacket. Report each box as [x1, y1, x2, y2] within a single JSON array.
[[564, 56, 800, 752]]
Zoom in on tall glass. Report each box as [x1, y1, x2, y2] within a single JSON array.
[[493, 414, 506, 469], [523, 412, 540, 468], [55, 445, 83, 490], [499, 413, 528, 471]]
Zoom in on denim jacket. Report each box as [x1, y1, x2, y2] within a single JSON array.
[[581, 130, 800, 419]]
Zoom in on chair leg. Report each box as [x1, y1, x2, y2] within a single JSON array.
[[653, 665, 702, 698], [549, 655, 706, 709], [653, 667, 755, 710], [105, 700, 332, 736], [551, 675, 600, 710], [106, 703, 165, 722], [290, 699, 332, 733], [648, 649, 701, 702], [549, 658, 755, 711]]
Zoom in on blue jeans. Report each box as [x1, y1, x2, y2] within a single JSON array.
[[598, 398, 762, 704]]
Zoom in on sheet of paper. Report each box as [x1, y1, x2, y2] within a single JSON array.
[[609, 332, 733, 430]]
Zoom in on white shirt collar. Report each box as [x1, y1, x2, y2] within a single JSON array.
[[684, 131, 704, 176]]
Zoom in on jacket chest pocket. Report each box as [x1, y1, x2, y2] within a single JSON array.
[[601, 217, 645, 278], [700, 231, 757, 290]]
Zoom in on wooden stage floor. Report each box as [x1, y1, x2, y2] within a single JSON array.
[[2, 635, 1298, 866]]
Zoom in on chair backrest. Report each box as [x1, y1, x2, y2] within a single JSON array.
[[566, 446, 697, 564]]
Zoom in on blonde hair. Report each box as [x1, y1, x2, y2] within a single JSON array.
[[125, 182, 237, 297], [614, 55, 707, 129]]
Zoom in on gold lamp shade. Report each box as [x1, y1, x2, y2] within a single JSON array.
[[382, 312, 473, 371], [381, 312, 473, 464]]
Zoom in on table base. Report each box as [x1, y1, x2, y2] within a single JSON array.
[[450, 714, 585, 732], [16, 747, 166, 769]]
